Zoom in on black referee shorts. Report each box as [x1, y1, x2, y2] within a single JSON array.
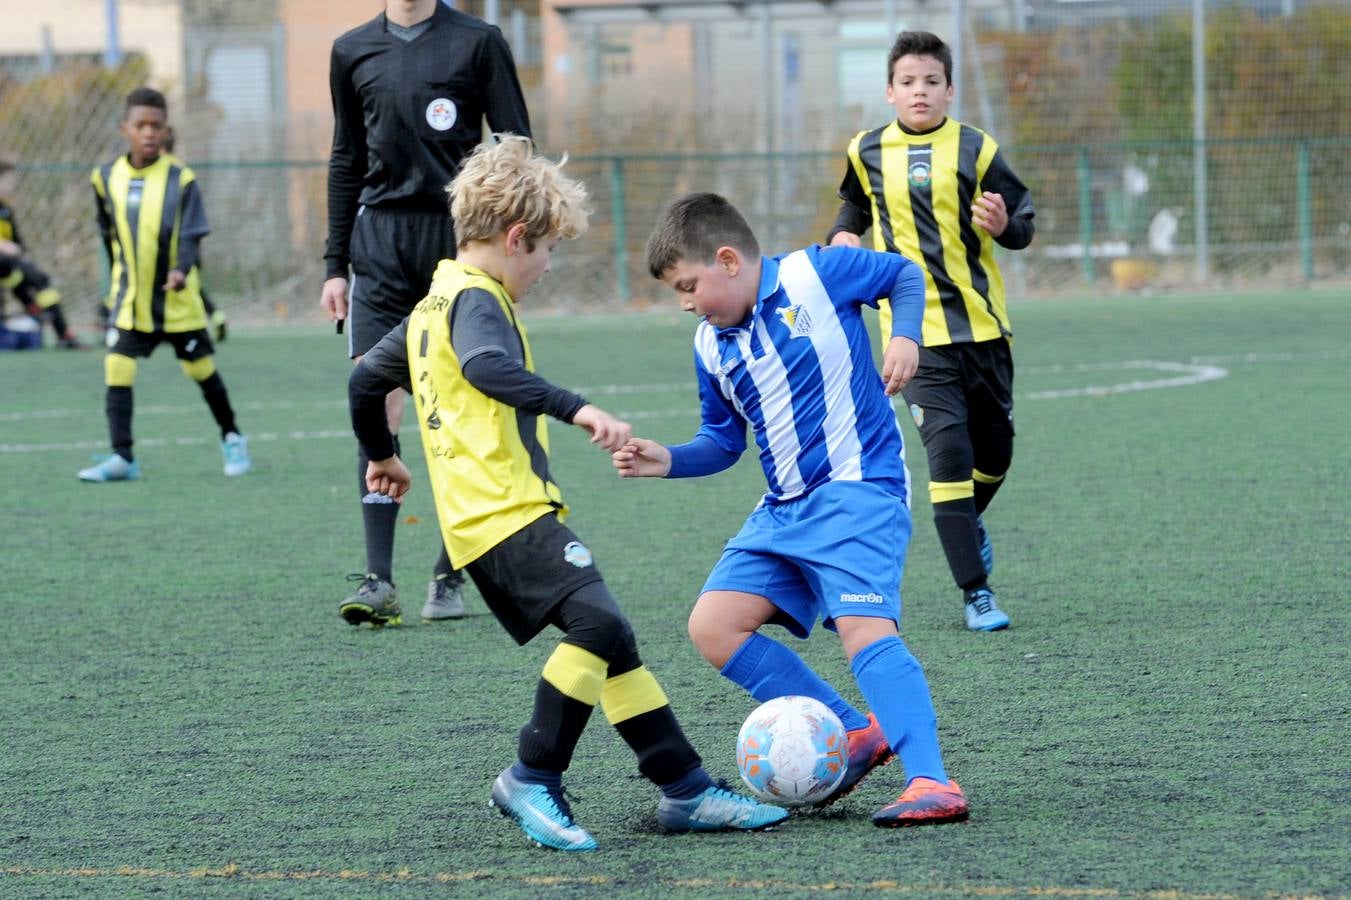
[[900, 338, 1015, 441], [465, 512, 606, 646], [347, 205, 456, 358]]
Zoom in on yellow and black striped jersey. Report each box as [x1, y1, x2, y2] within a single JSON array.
[[837, 117, 1034, 348], [352, 258, 590, 568], [91, 154, 209, 333]]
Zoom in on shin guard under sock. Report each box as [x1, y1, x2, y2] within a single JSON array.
[[720, 632, 869, 732], [851, 636, 947, 783]]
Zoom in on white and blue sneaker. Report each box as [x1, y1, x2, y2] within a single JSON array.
[[221, 432, 251, 477], [490, 768, 597, 852], [78, 454, 140, 482], [657, 782, 789, 833], [976, 515, 994, 574], [964, 586, 1010, 632]]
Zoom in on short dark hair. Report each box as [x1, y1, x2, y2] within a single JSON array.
[[645, 192, 760, 279], [124, 86, 168, 118], [888, 31, 952, 85], [0, 159, 14, 176]]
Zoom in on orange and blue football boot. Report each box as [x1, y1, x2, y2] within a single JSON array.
[[813, 712, 895, 808], [872, 777, 969, 827]]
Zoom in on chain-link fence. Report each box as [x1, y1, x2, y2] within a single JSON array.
[[1, 0, 1347, 328]]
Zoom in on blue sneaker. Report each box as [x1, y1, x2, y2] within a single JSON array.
[[657, 782, 789, 833], [78, 454, 140, 482], [221, 432, 251, 476], [964, 586, 1010, 631], [976, 516, 994, 574], [490, 768, 597, 852]]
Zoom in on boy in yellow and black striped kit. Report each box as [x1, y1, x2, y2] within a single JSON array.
[[829, 31, 1034, 632], [79, 87, 250, 483], [349, 136, 786, 851], [0, 160, 83, 349]]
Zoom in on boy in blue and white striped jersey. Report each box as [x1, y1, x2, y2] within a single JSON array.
[[614, 192, 969, 827]]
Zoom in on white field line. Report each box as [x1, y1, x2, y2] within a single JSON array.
[[1, 352, 1336, 455]]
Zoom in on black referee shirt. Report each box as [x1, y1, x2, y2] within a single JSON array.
[[324, 2, 532, 278]]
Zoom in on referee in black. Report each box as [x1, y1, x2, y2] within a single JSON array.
[[321, 0, 531, 627]]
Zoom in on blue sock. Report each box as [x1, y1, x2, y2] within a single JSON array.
[[510, 760, 562, 788], [657, 766, 714, 801], [850, 636, 947, 784], [721, 632, 869, 732]]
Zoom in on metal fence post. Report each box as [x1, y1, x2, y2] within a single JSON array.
[[1077, 147, 1095, 283], [1297, 140, 1313, 281], [609, 156, 630, 303]]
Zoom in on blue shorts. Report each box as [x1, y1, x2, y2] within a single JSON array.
[[701, 480, 912, 639]]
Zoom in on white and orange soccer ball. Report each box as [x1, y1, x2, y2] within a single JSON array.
[[736, 695, 847, 807]]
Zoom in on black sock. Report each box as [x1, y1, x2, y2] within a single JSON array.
[[932, 497, 987, 591], [107, 386, 134, 462], [432, 543, 461, 584], [358, 445, 398, 582], [517, 679, 595, 773], [47, 304, 70, 337], [610, 704, 703, 787], [196, 372, 239, 438]]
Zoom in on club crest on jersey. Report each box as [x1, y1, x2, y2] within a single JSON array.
[[777, 304, 814, 338], [563, 541, 593, 569], [426, 97, 457, 131], [909, 403, 925, 427], [908, 160, 932, 188]]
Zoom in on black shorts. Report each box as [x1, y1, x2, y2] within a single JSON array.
[[900, 338, 1015, 441], [347, 205, 456, 358], [108, 328, 214, 362], [465, 512, 606, 646]]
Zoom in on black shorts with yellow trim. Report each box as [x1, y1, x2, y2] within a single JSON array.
[[108, 328, 214, 362], [465, 511, 605, 646], [899, 338, 1015, 440]]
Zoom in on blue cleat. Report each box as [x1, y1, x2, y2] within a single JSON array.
[[657, 782, 789, 833], [221, 432, 251, 476], [976, 515, 994, 574], [964, 586, 1010, 631], [490, 768, 597, 852], [78, 454, 140, 482]]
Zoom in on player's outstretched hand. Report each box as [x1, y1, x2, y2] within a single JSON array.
[[881, 336, 919, 396], [321, 276, 349, 325], [971, 191, 1008, 237], [612, 438, 672, 478], [365, 455, 411, 501], [573, 404, 632, 452], [829, 232, 863, 248]]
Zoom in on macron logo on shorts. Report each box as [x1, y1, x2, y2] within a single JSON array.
[[840, 591, 886, 605]]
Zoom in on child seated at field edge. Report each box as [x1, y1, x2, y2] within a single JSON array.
[[348, 137, 787, 851], [613, 192, 969, 827]]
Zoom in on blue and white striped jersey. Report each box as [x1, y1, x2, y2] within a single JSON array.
[[681, 244, 924, 505]]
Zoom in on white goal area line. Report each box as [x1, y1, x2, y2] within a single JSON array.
[[2, 352, 1342, 455]]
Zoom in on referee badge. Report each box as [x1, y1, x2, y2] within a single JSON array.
[[426, 98, 457, 131], [563, 541, 593, 569]]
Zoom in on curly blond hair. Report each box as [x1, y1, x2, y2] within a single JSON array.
[[447, 135, 589, 250]]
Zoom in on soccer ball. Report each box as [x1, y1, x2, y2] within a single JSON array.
[[736, 695, 848, 807]]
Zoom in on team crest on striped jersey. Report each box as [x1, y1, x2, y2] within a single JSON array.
[[908, 160, 932, 188], [777, 303, 814, 338]]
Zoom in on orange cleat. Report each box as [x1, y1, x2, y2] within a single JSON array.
[[872, 777, 969, 827], [814, 712, 895, 808]]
